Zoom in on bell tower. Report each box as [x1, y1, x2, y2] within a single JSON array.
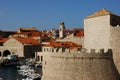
[[59, 21, 66, 38]]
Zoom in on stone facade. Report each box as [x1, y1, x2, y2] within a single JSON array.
[[0, 38, 41, 58], [0, 38, 24, 57], [84, 15, 111, 52]]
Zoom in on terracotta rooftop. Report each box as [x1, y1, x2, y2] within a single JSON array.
[[29, 32, 42, 37], [0, 38, 9, 44], [20, 27, 37, 30], [15, 32, 30, 35], [44, 41, 81, 48], [74, 32, 84, 37], [18, 27, 38, 32], [15, 37, 40, 45], [85, 8, 117, 19], [13, 31, 43, 37]]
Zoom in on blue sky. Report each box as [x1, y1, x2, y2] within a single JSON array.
[[0, 0, 120, 30]]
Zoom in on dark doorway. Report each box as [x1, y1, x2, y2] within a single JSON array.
[[0, 51, 1, 56], [3, 50, 11, 57], [37, 56, 40, 61]]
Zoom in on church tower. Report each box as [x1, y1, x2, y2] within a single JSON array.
[[59, 21, 66, 38]]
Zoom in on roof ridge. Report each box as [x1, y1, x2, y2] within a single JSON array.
[[14, 37, 40, 45], [85, 8, 117, 19]]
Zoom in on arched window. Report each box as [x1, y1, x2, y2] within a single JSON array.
[[3, 50, 11, 57]]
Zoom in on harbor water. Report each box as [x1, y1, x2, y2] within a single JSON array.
[[0, 65, 42, 80], [0, 65, 23, 80]]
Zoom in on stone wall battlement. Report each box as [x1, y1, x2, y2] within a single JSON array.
[[43, 47, 113, 59], [42, 48, 119, 80]]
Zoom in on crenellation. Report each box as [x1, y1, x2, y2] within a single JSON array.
[[42, 47, 113, 59], [81, 48, 87, 53], [53, 48, 57, 53], [65, 48, 70, 53], [41, 49, 118, 80], [58, 48, 63, 53], [43, 47, 112, 55], [90, 49, 95, 53]]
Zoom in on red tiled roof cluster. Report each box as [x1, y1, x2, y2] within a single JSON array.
[[19, 27, 38, 31], [65, 28, 84, 35], [29, 32, 42, 37], [0, 38, 9, 44], [15, 37, 40, 45], [13, 31, 43, 37], [74, 32, 84, 37], [44, 41, 81, 49], [15, 32, 30, 35]]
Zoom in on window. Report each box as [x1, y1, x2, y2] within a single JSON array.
[[41, 56, 43, 62]]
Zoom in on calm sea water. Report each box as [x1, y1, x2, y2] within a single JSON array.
[[0, 65, 23, 80]]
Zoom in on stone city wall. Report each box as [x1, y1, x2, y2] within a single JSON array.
[[41, 48, 120, 80], [110, 26, 120, 73]]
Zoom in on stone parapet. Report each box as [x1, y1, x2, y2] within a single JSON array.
[[43, 47, 113, 59], [41, 48, 120, 80]]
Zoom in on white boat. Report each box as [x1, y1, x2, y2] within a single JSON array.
[[18, 58, 41, 80], [18, 67, 34, 76], [0, 78, 3, 80], [25, 73, 41, 80], [20, 65, 30, 70]]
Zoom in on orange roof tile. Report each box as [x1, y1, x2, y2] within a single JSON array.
[[0, 38, 9, 44], [29, 32, 42, 37], [85, 8, 117, 19], [14, 31, 43, 37], [19, 27, 38, 31], [15, 37, 40, 45], [74, 32, 84, 37], [16, 32, 31, 35], [44, 41, 81, 48]]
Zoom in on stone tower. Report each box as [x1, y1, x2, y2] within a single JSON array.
[[59, 21, 66, 38], [84, 8, 120, 72], [84, 9, 112, 52]]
